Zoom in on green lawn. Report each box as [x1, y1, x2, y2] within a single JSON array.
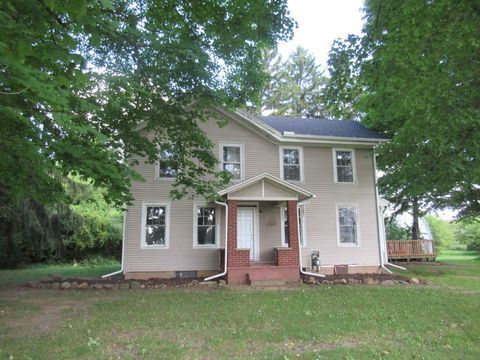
[[0, 251, 479, 359]]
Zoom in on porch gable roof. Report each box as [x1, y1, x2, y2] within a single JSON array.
[[218, 173, 315, 201]]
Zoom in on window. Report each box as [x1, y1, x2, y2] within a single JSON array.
[[142, 203, 170, 248], [298, 205, 306, 246], [333, 149, 355, 183], [194, 206, 217, 247], [281, 207, 289, 246], [158, 148, 177, 179], [281, 147, 303, 182], [280, 205, 306, 247], [336, 205, 359, 246], [220, 143, 243, 180]]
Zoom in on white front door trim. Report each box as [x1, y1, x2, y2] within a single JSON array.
[[236, 204, 260, 261]]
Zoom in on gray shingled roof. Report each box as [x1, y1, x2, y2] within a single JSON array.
[[258, 116, 388, 140]]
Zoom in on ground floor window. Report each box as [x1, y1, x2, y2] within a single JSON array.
[[142, 203, 170, 248], [280, 204, 306, 247], [336, 204, 359, 246], [195, 205, 217, 247]]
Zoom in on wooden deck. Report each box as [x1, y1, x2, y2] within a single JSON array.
[[387, 240, 436, 261]]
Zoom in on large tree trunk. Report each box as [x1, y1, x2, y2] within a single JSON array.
[[411, 198, 421, 240]]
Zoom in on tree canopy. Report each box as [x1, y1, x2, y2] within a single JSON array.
[[257, 46, 328, 117], [324, 0, 480, 221], [0, 0, 295, 213]]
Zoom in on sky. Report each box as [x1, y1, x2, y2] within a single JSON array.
[[278, 0, 365, 71]]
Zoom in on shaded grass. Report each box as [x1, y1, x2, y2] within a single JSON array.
[[0, 262, 120, 287], [0, 251, 479, 359]]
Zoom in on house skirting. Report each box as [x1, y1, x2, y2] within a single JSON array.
[[124, 270, 218, 280]]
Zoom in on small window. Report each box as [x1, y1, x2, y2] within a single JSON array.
[[333, 149, 355, 183], [281, 207, 289, 246], [195, 206, 217, 247], [221, 143, 243, 180], [337, 205, 359, 245], [142, 204, 169, 248], [280, 205, 306, 247], [158, 148, 177, 178], [298, 205, 306, 246], [281, 147, 303, 181]]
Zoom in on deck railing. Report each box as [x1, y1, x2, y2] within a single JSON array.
[[387, 239, 436, 261]]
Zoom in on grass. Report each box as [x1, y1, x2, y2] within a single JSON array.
[[0, 262, 120, 287], [0, 251, 479, 359]]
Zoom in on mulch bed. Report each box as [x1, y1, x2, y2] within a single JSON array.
[[302, 272, 426, 285]]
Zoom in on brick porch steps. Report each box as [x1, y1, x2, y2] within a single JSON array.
[[247, 266, 298, 286]]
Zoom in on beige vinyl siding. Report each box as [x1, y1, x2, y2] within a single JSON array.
[[124, 110, 381, 274], [263, 181, 296, 198], [298, 147, 380, 268], [124, 112, 280, 273], [229, 182, 263, 198]]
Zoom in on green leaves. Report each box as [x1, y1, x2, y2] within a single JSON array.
[[0, 0, 294, 214], [324, 0, 480, 220]]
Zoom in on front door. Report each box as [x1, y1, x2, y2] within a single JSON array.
[[237, 208, 255, 260]]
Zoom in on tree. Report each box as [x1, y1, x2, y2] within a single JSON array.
[[323, 0, 480, 225], [260, 46, 328, 117], [425, 215, 457, 249], [0, 1, 295, 259]]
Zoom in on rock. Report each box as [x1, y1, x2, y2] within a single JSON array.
[[199, 281, 216, 286], [189, 280, 199, 286], [131, 281, 141, 289], [52, 276, 62, 282], [140, 284, 146, 289], [307, 277, 317, 284], [332, 279, 344, 285], [70, 281, 78, 289], [93, 283, 103, 290], [27, 281, 39, 288], [50, 282, 60, 289], [160, 284, 167, 289], [363, 277, 376, 285], [113, 283, 119, 290], [119, 282, 130, 289], [381, 280, 395, 286], [103, 283, 114, 290], [347, 278, 356, 284], [322, 280, 329, 284], [77, 282, 89, 289], [398, 280, 409, 285], [410, 278, 420, 284], [60, 281, 71, 290], [218, 279, 227, 286]]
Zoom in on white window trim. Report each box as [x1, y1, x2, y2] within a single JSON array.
[[279, 204, 307, 247], [332, 148, 357, 184], [298, 204, 307, 247], [279, 146, 304, 183], [219, 142, 245, 182], [155, 149, 177, 181], [193, 203, 220, 249], [141, 202, 170, 249], [336, 203, 361, 247]]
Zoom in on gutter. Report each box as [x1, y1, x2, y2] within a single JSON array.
[[297, 196, 326, 279], [102, 211, 126, 278], [204, 200, 229, 281]]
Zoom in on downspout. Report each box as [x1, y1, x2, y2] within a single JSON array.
[[373, 150, 406, 272], [204, 200, 228, 281], [102, 211, 126, 278], [297, 196, 326, 279]]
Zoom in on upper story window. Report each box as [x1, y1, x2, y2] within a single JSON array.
[[141, 203, 170, 249], [336, 204, 359, 246], [158, 148, 177, 179], [194, 205, 217, 247], [220, 143, 243, 181], [280, 146, 303, 182], [333, 148, 356, 183]]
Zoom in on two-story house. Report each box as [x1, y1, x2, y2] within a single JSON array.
[[120, 108, 388, 284]]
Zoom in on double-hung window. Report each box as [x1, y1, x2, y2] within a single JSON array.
[[142, 203, 170, 248], [194, 206, 217, 247], [221, 143, 243, 180], [281, 146, 303, 182], [333, 149, 355, 183], [336, 204, 359, 246], [158, 148, 177, 179]]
